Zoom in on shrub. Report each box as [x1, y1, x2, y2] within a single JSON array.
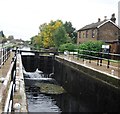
[[78, 41, 104, 51], [59, 43, 77, 52], [78, 41, 104, 58]]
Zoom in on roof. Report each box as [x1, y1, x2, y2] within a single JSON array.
[[78, 20, 120, 31]]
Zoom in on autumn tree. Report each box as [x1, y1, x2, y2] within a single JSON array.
[[38, 20, 63, 48], [31, 20, 77, 50]]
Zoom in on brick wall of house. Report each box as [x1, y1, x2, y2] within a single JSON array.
[[98, 22, 119, 41], [77, 29, 98, 44]]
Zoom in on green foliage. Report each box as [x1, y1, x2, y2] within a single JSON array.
[[30, 20, 77, 50], [63, 21, 77, 43], [78, 41, 104, 58], [78, 41, 104, 51], [53, 25, 68, 48], [59, 43, 77, 52]]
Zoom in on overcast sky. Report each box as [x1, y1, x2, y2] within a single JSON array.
[[0, 0, 119, 40]]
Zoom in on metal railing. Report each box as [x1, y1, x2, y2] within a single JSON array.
[[62, 49, 120, 69], [3, 53, 17, 113], [78, 50, 120, 68], [0, 47, 11, 68]]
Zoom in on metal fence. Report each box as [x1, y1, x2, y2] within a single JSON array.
[[0, 47, 11, 68], [62, 49, 120, 69], [3, 53, 17, 113], [78, 50, 120, 68]]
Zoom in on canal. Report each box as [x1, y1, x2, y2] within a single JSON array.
[[20, 47, 120, 112], [20, 47, 92, 113], [23, 70, 92, 112]]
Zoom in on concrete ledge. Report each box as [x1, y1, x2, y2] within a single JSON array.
[[13, 54, 28, 112], [55, 56, 120, 88]]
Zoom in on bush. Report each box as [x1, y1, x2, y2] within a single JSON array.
[[78, 41, 104, 58], [78, 41, 104, 51], [59, 43, 77, 52]]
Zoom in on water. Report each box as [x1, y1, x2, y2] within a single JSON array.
[[24, 70, 92, 113], [26, 88, 61, 113], [20, 46, 35, 55], [22, 47, 92, 112], [24, 69, 61, 113]]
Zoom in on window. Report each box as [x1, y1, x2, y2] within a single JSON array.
[[79, 32, 81, 38], [86, 30, 88, 38], [92, 29, 95, 38], [83, 33, 85, 38]]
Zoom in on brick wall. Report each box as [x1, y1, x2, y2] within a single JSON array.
[[98, 22, 119, 41], [77, 29, 98, 44]]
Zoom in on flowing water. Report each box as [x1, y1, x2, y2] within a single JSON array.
[[26, 89, 61, 112], [22, 47, 92, 112], [24, 69, 61, 113], [23, 69, 92, 113]]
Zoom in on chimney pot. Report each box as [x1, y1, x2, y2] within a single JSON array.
[[104, 16, 107, 21], [110, 13, 116, 23], [98, 18, 101, 22]]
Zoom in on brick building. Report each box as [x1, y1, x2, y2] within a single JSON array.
[[77, 18, 120, 54]]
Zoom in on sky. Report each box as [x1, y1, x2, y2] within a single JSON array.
[[0, 0, 120, 41]]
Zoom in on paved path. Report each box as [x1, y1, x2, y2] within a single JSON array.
[[0, 52, 14, 113], [0, 52, 27, 113], [59, 55, 120, 78]]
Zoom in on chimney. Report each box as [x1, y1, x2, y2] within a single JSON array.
[[110, 13, 116, 23], [104, 16, 107, 21], [98, 18, 101, 22]]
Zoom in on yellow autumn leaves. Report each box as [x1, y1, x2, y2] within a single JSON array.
[[34, 20, 63, 48]]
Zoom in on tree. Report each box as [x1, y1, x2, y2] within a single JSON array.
[[38, 20, 63, 48], [31, 20, 77, 50], [53, 25, 68, 48], [63, 21, 77, 43]]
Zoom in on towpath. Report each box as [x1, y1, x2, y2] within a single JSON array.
[[59, 54, 120, 78]]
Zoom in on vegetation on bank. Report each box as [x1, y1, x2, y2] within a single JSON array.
[[30, 20, 77, 50], [30, 19, 104, 55]]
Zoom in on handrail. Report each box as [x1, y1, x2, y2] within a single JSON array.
[[3, 54, 17, 113], [12, 49, 63, 55], [61, 49, 120, 69], [0, 47, 11, 68], [4, 81, 13, 112]]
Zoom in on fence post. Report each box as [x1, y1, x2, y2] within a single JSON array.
[[100, 51, 102, 66], [107, 52, 110, 68], [82, 50, 84, 62], [89, 51, 91, 63], [77, 50, 79, 60]]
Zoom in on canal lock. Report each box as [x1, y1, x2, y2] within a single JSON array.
[[21, 54, 91, 112]]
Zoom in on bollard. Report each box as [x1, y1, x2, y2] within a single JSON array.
[[14, 103, 21, 112], [111, 69, 114, 75], [84, 61, 87, 66]]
